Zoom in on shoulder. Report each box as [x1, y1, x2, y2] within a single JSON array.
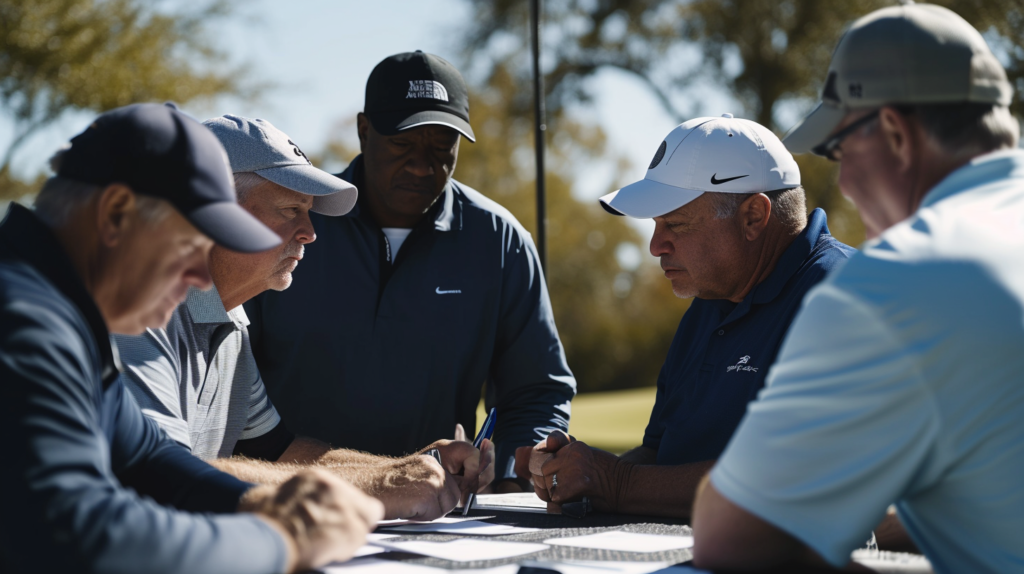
[[0, 262, 89, 346], [451, 180, 534, 244]]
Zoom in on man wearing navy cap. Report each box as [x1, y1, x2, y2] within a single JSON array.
[[116, 114, 492, 521], [0, 103, 382, 574], [516, 115, 854, 518], [245, 51, 577, 492]]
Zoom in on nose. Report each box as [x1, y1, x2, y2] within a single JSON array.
[[295, 210, 316, 245], [186, 254, 214, 291], [404, 147, 436, 178], [650, 223, 673, 258]]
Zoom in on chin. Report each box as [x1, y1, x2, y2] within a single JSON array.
[[269, 273, 294, 292]]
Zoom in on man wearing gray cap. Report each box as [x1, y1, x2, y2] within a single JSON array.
[[514, 115, 853, 518], [0, 103, 382, 574], [115, 115, 492, 521], [693, 5, 1024, 573]]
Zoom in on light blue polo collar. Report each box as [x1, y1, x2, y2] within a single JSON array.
[[921, 149, 1024, 209]]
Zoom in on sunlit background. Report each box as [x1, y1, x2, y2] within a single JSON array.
[[6, 0, 1019, 450]]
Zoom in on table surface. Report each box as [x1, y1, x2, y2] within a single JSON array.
[[363, 508, 695, 570], [333, 509, 932, 573]]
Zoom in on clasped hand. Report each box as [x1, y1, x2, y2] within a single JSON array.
[[513, 430, 624, 513]]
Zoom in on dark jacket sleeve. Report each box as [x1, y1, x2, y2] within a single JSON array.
[[0, 300, 287, 574], [487, 222, 577, 480]]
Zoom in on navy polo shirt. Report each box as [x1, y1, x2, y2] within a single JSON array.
[[643, 208, 855, 465], [247, 156, 576, 480], [0, 204, 286, 574]]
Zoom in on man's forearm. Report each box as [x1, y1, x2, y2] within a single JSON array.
[[612, 459, 716, 518], [277, 436, 394, 467]]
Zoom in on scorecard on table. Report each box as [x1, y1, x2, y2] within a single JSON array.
[[469, 492, 549, 513]]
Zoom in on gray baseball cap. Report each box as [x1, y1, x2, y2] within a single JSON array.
[[784, 3, 1013, 155], [203, 115, 358, 216]]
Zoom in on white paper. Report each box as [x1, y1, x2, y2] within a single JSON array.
[[373, 538, 549, 562], [517, 560, 673, 574], [350, 534, 400, 558], [376, 515, 494, 528], [470, 492, 549, 513], [320, 557, 440, 572], [381, 519, 539, 536], [543, 531, 694, 553]]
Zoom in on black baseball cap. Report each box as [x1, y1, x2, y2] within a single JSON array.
[[364, 51, 476, 142], [57, 103, 281, 253]]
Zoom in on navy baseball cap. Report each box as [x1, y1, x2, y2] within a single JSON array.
[[364, 51, 476, 142], [57, 103, 281, 253]]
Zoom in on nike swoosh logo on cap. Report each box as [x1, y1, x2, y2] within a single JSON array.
[[710, 174, 749, 185], [436, 287, 462, 294]]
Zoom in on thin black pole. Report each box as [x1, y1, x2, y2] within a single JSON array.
[[530, 0, 547, 274]]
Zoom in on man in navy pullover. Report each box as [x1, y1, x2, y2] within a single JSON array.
[[247, 51, 576, 489]]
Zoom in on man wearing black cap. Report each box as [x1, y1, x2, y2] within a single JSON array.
[[0, 103, 382, 574], [246, 51, 576, 492]]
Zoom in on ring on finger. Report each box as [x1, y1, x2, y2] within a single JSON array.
[[551, 473, 558, 488]]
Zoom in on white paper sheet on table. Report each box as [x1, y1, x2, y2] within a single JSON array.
[[517, 560, 674, 574], [470, 492, 549, 513], [372, 538, 549, 562], [544, 531, 694, 553], [351, 533, 400, 558], [381, 519, 539, 536], [377, 515, 495, 528], [320, 557, 441, 572]]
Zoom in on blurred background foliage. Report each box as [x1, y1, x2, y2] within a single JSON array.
[[4, 0, 1024, 400], [0, 0, 261, 199]]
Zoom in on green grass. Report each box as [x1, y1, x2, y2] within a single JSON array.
[[476, 386, 657, 454]]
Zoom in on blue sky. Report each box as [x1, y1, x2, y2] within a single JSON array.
[[2, 0, 737, 213]]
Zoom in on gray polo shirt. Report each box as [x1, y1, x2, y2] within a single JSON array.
[[115, 286, 282, 460]]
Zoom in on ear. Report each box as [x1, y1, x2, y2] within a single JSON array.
[[738, 193, 772, 241], [94, 184, 136, 248], [356, 112, 370, 153], [878, 106, 917, 173]]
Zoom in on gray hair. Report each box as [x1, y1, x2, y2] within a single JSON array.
[[703, 186, 808, 233], [232, 172, 268, 205], [901, 102, 1019, 158], [34, 147, 173, 228]]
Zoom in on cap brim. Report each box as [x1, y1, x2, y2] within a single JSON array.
[[369, 110, 475, 142], [255, 164, 358, 216], [599, 179, 704, 219], [782, 102, 848, 155], [187, 201, 282, 253]]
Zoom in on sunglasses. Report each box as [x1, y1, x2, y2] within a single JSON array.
[[812, 110, 880, 161]]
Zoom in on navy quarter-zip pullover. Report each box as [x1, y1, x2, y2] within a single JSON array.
[[0, 204, 287, 574], [644, 208, 855, 464], [246, 156, 576, 480]]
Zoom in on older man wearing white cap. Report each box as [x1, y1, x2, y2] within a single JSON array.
[[115, 115, 492, 522], [514, 114, 854, 518], [692, 4, 1024, 573]]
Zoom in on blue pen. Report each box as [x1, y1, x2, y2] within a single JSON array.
[[462, 407, 497, 515]]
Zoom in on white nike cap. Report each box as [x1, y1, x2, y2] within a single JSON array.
[[600, 114, 800, 219]]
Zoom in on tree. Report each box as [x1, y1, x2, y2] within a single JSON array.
[[461, 0, 1024, 247], [0, 0, 260, 198]]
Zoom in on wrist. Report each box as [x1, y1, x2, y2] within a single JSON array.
[[608, 455, 635, 514]]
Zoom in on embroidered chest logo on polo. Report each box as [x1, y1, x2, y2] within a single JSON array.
[[726, 355, 758, 373]]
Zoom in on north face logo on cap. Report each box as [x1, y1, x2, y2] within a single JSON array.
[[406, 80, 449, 102]]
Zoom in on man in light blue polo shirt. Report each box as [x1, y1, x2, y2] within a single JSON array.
[[692, 5, 1024, 574]]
